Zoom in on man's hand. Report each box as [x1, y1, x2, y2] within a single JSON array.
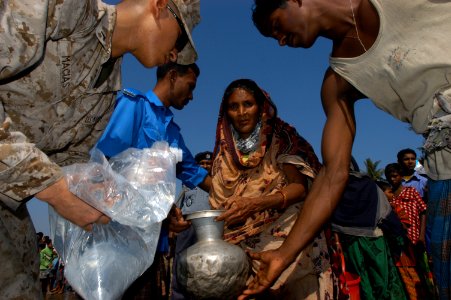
[[168, 205, 190, 233], [237, 249, 291, 300], [36, 178, 110, 231], [216, 195, 258, 225]]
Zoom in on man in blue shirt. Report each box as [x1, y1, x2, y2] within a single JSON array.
[[96, 62, 211, 299], [397, 148, 429, 200]]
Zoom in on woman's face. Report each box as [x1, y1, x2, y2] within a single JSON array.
[[226, 88, 260, 139]]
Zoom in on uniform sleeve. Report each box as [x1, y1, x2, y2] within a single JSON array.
[[0, 117, 63, 210], [175, 136, 208, 189], [0, 0, 96, 80], [0, 0, 50, 79], [0, 0, 101, 208]]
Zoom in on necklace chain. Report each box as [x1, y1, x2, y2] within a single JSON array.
[[349, 0, 367, 52]]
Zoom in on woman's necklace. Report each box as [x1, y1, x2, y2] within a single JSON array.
[[349, 0, 367, 52]]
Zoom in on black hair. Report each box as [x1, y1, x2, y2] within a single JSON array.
[[156, 62, 200, 80], [252, 0, 288, 37], [396, 148, 417, 162], [42, 235, 51, 245], [384, 163, 402, 179], [223, 79, 267, 109]]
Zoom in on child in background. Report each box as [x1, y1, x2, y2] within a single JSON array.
[[377, 180, 412, 233], [385, 163, 427, 247], [384, 163, 436, 299]]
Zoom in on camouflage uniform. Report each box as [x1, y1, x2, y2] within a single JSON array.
[[0, 0, 121, 298]]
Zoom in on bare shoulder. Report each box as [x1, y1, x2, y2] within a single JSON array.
[[321, 68, 363, 103]]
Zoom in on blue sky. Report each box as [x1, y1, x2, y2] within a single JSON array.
[[28, 0, 424, 234]]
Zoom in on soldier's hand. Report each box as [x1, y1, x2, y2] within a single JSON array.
[[36, 178, 110, 231]]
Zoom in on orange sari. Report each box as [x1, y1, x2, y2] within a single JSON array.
[[209, 88, 333, 299]]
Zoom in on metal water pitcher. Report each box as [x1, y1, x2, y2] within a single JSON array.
[[176, 210, 250, 299]]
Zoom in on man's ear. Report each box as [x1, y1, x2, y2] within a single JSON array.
[[150, 0, 169, 19]]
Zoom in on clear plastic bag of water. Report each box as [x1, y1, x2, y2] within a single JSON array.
[[49, 213, 151, 300], [49, 142, 181, 299], [64, 142, 179, 228]]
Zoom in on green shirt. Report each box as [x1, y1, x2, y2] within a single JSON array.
[[39, 246, 56, 271]]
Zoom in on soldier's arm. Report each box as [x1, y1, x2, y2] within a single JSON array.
[[0, 117, 107, 229], [0, 117, 63, 209], [0, 0, 109, 227], [0, 0, 53, 79], [0, 0, 97, 80]]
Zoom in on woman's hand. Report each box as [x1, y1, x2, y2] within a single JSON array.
[[216, 195, 258, 225]]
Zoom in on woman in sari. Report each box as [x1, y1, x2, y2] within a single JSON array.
[[210, 79, 333, 299]]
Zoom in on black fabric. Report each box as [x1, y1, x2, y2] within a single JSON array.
[[331, 174, 379, 228]]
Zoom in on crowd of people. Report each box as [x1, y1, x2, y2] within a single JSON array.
[[1, 0, 450, 299], [34, 72, 438, 299]]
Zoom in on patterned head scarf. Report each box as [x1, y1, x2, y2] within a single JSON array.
[[210, 79, 321, 243]]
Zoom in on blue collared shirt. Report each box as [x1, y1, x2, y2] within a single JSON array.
[[96, 88, 207, 188], [95, 88, 208, 253], [402, 170, 428, 198]]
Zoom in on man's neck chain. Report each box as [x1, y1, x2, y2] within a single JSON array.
[[349, 0, 367, 52]]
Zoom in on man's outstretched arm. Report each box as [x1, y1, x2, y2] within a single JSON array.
[[239, 69, 359, 298]]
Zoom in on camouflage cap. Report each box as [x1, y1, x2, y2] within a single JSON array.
[[171, 0, 200, 65]]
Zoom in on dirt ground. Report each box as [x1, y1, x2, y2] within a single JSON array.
[[45, 291, 82, 300]]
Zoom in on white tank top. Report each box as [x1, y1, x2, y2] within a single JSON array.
[[330, 0, 451, 134]]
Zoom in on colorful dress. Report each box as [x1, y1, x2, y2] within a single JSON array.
[[391, 187, 427, 245], [209, 85, 333, 299], [390, 187, 430, 299]]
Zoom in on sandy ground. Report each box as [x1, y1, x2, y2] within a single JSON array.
[[45, 291, 82, 300]]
